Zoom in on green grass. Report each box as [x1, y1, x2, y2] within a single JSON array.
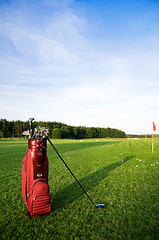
[[0, 138, 159, 239]]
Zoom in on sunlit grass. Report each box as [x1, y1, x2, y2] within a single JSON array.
[[0, 138, 159, 239]]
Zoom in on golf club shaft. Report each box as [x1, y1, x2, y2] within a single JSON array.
[[29, 118, 34, 138], [47, 137, 95, 206]]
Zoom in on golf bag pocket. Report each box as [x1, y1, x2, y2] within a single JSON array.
[[27, 179, 51, 217]]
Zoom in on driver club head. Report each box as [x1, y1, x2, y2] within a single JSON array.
[[95, 204, 105, 208], [29, 118, 34, 122]]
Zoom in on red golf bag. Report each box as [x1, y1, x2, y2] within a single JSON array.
[[22, 138, 51, 217]]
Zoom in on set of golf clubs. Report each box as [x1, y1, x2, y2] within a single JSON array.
[[23, 118, 105, 209], [23, 118, 49, 139], [23, 127, 49, 139]]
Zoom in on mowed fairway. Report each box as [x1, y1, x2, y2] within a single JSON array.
[[0, 138, 159, 239]]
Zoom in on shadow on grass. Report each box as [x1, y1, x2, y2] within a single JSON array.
[[49, 140, 120, 154], [51, 155, 134, 210]]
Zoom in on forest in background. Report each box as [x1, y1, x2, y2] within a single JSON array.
[[0, 119, 127, 139]]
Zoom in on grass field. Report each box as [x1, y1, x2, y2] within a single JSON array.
[[0, 138, 159, 239]]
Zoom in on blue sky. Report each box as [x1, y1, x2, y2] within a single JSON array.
[[0, 0, 159, 134]]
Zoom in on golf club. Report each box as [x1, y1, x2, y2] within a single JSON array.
[[46, 136, 105, 209], [29, 117, 34, 138], [23, 130, 30, 136], [23, 118, 105, 209]]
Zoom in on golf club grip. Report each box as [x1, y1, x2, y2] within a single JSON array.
[[47, 137, 95, 206]]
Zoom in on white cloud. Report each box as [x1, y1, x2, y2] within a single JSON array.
[[0, 0, 159, 134]]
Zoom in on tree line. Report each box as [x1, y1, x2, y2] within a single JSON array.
[[0, 118, 126, 139]]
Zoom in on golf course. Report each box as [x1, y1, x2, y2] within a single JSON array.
[[0, 138, 159, 239]]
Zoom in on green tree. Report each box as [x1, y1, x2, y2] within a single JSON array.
[[86, 127, 98, 138], [0, 119, 11, 138], [14, 120, 23, 138], [0, 118, 126, 139], [60, 126, 69, 139], [52, 128, 62, 139], [75, 127, 86, 139]]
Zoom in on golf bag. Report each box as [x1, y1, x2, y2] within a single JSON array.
[[22, 138, 51, 217]]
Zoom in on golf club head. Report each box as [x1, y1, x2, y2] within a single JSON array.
[[29, 118, 34, 122], [95, 204, 105, 208], [22, 130, 30, 136]]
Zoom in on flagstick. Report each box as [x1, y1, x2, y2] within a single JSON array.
[[152, 132, 154, 152], [152, 121, 156, 153]]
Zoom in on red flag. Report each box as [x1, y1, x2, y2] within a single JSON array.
[[153, 121, 156, 131]]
